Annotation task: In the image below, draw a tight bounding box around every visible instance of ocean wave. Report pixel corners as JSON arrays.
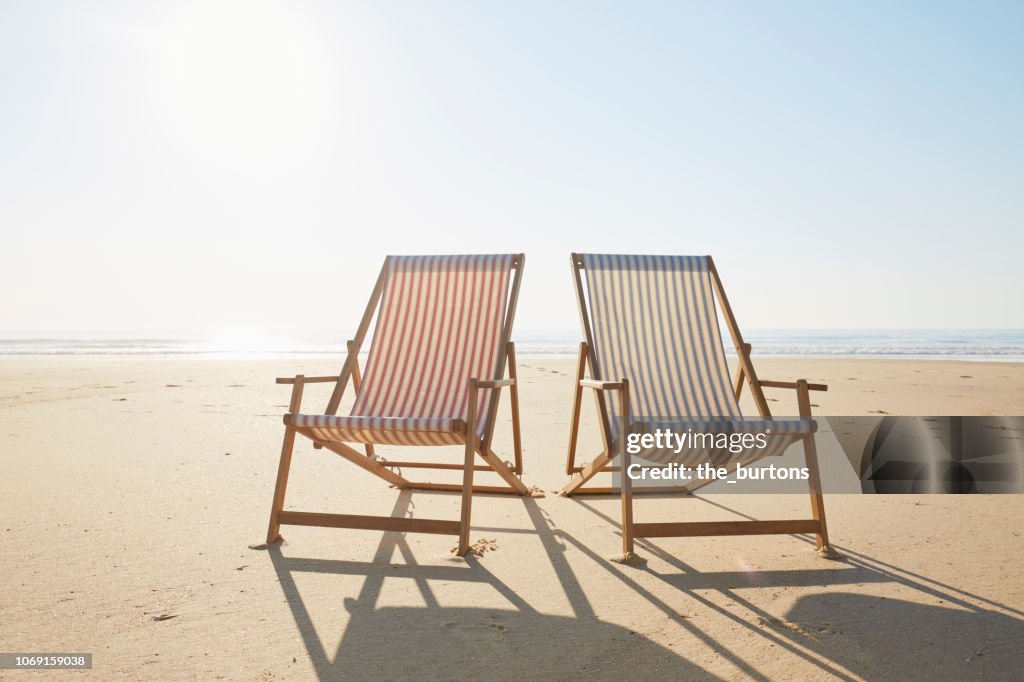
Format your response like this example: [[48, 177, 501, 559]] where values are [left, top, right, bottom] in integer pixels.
[[1, 330, 1023, 361]]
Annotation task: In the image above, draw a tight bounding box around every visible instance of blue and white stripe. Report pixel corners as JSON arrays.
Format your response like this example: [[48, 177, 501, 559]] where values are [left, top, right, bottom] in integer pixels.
[[583, 254, 741, 427], [580, 254, 812, 465]]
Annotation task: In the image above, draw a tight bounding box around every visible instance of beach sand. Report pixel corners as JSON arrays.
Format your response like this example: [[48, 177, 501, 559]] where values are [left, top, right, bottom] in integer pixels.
[[2, 357, 1023, 680]]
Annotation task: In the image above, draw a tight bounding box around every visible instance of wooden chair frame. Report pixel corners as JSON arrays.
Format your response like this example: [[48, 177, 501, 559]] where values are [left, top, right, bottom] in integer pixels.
[[266, 254, 530, 556], [560, 253, 834, 561]]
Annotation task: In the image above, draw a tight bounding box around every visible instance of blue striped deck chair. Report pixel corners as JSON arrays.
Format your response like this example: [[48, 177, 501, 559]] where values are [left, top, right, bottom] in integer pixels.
[[562, 253, 834, 562]]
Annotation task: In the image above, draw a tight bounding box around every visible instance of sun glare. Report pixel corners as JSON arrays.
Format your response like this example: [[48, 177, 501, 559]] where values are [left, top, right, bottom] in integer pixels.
[[154, 2, 329, 161]]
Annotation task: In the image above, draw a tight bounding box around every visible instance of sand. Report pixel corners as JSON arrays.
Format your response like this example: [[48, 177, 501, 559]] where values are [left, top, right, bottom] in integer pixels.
[[2, 356, 1023, 680]]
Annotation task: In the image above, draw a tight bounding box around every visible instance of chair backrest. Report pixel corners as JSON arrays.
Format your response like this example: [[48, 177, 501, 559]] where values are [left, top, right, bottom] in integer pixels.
[[352, 254, 519, 437], [577, 254, 744, 437]]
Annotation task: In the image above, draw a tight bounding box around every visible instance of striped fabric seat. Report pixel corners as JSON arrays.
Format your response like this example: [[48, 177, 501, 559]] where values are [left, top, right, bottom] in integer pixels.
[[582, 254, 811, 465], [288, 414, 465, 446], [291, 254, 514, 447]]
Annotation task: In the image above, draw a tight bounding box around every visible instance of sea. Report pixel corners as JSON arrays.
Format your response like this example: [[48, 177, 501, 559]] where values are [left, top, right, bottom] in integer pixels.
[[1, 329, 1023, 361]]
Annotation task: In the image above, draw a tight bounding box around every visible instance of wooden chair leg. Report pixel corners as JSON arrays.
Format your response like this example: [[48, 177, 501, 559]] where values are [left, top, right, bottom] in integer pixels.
[[797, 379, 834, 555], [619, 461, 635, 558], [803, 434, 831, 552], [507, 342, 524, 474], [614, 380, 639, 563], [457, 380, 479, 556], [267, 377, 305, 543], [566, 342, 587, 475], [266, 426, 297, 543]]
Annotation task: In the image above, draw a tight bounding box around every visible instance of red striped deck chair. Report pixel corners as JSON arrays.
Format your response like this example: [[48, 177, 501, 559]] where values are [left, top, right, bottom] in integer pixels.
[[267, 254, 530, 556], [562, 253, 834, 562]]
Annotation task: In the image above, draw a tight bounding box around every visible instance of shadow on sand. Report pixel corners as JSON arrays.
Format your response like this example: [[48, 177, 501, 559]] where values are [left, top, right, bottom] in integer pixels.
[[267, 492, 712, 680], [264, 492, 1024, 680]]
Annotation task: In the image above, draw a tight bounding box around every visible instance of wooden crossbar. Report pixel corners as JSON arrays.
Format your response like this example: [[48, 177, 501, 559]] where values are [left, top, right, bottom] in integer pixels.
[[566, 486, 693, 496], [277, 511, 461, 535], [632, 519, 821, 538], [401, 482, 527, 495], [383, 461, 497, 471]]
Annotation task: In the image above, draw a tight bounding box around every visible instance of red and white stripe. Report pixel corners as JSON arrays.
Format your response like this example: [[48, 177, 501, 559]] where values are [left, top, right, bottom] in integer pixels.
[[292, 254, 514, 446], [289, 414, 463, 446]]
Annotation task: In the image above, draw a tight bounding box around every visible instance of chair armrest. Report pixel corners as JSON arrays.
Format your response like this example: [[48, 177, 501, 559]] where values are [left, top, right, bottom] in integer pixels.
[[580, 379, 624, 390], [476, 378, 515, 389], [276, 375, 340, 385], [759, 380, 828, 392]]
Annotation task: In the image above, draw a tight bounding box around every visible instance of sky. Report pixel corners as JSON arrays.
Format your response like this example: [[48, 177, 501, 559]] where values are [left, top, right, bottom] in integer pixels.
[[1, 0, 1022, 333]]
